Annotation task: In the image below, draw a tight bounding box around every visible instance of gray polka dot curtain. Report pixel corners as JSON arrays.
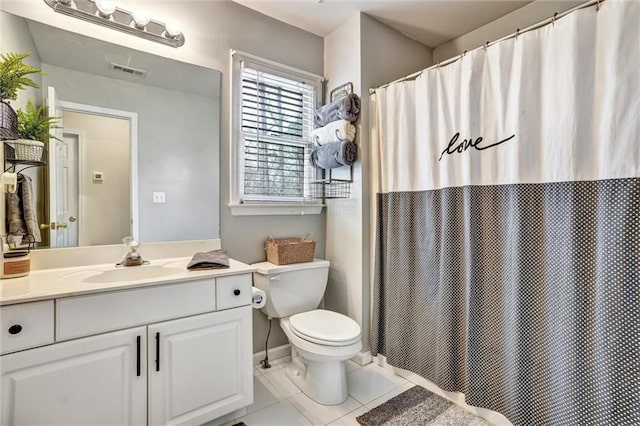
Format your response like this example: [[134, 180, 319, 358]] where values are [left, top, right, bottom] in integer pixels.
[[369, 2, 640, 425]]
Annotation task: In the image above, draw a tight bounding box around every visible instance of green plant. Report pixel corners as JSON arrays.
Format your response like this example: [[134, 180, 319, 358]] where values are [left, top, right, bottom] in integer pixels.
[[16, 99, 61, 143], [0, 52, 43, 102]]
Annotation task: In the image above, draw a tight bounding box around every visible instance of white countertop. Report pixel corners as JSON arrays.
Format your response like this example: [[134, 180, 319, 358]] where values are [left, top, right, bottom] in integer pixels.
[[0, 257, 256, 306]]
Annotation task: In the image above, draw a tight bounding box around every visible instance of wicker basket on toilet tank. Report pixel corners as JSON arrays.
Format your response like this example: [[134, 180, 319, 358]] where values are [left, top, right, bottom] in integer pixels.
[[265, 234, 316, 265]]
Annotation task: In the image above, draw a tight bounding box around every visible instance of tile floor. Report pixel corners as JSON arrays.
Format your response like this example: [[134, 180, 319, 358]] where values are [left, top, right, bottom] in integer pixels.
[[223, 357, 419, 426]]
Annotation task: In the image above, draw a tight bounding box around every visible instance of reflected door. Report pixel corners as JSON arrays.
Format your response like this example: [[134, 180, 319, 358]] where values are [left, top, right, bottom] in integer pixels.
[[56, 133, 79, 247], [47, 86, 65, 247]]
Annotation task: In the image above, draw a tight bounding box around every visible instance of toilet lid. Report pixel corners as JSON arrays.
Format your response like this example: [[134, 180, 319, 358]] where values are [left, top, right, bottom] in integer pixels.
[[289, 310, 361, 345]]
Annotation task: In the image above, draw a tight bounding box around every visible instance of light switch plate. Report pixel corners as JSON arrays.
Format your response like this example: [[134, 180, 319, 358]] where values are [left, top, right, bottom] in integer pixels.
[[152, 192, 166, 203]]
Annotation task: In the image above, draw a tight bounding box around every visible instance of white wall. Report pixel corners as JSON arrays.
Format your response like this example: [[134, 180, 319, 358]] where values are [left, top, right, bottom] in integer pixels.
[[433, 0, 583, 62], [323, 13, 432, 351], [62, 111, 130, 246], [1, 1, 325, 352], [323, 12, 364, 344]]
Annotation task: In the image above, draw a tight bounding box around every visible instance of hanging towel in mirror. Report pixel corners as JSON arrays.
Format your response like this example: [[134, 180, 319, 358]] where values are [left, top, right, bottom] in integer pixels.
[[310, 141, 358, 169], [314, 93, 361, 128], [7, 174, 41, 243], [312, 120, 356, 145], [187, 249, 230, 270]]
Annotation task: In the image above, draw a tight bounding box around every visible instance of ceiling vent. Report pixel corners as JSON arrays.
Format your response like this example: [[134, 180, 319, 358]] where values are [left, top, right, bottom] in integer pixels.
[[109, 63, 148, 78]]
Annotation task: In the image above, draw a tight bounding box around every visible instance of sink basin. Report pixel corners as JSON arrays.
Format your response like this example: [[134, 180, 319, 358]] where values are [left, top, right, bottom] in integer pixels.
[[81, 265, 184, 284]]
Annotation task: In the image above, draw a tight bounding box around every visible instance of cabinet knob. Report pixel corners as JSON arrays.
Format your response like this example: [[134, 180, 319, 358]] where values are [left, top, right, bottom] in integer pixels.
[[233, 289, 241, 296], [8, 324, 22, 335]]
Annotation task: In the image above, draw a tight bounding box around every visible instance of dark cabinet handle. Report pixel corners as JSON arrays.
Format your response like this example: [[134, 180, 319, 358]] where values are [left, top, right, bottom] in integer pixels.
[[155, 332, 160, 372], [136, 336, 141, 377], [233, 289, 241, 296], [8, 324, 22, 335]]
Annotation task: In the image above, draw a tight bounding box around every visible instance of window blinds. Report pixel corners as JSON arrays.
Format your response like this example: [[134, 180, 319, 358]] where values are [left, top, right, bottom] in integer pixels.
[[240, 64, 316, 202]]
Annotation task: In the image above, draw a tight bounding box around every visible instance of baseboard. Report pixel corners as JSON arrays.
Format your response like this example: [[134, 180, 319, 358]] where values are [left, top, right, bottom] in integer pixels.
[[352, 350, 373, 366], [253, 343, 291, 366]]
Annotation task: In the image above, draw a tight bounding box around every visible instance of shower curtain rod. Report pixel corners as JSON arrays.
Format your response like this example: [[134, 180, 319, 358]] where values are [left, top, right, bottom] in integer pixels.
[[369, 0, 604, 95]]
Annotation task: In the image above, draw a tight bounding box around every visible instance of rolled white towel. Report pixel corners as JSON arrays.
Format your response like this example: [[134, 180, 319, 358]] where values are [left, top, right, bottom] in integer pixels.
[[312, 120, 356, 146]]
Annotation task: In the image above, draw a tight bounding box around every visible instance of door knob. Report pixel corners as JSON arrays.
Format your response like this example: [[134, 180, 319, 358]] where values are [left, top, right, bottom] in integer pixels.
[[69, 216, 77, 222], [57, 222, 68, 229], [40, 223, 50, 230]]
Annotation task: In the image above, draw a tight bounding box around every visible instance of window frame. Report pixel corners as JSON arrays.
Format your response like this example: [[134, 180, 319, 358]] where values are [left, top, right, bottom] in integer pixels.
[[230, 50, 324, 216]]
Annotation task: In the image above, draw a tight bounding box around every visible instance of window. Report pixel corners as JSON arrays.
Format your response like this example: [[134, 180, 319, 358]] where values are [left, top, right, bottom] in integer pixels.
[[231, 51, 323, 215]]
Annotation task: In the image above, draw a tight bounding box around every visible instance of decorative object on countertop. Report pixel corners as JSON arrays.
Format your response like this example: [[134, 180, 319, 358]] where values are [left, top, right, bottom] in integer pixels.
[[312, 119, 356, 145], [43, 0, 185, 48], [314, 93, 360, 128], [7, 174, 42, 243], [264, 234, 315, 265], [310, 141, 358, 170], [1, 250, 31, 279], [186, 249, 230, 270], [0, 52, 43, 140]]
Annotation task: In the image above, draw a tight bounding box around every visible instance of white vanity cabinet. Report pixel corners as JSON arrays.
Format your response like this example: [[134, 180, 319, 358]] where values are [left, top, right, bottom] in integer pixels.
[[0, 272, 254, 426], [148, 308, 252, 426], [1, 326, 147, 425]]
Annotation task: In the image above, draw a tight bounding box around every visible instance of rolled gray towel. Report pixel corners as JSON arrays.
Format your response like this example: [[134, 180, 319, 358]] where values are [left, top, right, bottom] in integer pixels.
[[187, 249, 230, 270], [314, 94, 360, 128], [310, 141, 358, 169]]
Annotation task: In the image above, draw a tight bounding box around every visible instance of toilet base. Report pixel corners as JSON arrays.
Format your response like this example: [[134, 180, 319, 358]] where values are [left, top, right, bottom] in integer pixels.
[[286, 350, 349, 405]]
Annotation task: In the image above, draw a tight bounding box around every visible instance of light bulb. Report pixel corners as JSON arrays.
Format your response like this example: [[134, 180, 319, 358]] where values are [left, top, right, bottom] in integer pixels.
[[164, 21, 181, 39], [95, 1, 116, 18], [132, 10, 150, 29]]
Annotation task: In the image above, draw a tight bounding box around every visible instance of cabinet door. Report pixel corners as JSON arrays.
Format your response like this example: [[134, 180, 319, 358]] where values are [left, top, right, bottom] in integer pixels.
[[1, 327, 147, 425], [148, 307, 252, 426]]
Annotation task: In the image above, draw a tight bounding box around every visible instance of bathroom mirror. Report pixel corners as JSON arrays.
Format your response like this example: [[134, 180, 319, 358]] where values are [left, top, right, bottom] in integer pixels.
[[2, 13, 221, 248]]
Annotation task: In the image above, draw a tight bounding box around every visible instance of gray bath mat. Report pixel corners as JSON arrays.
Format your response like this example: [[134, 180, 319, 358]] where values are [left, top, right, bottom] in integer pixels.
[[357, 386, 491, 425]]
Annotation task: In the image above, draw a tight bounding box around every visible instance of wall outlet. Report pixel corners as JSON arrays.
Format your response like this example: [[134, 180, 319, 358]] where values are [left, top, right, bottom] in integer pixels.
[[152, 192, 166, 203]]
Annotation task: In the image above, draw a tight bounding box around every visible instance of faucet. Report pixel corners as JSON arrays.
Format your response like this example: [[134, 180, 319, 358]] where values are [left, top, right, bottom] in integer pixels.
[[116, 236, 149, 267]]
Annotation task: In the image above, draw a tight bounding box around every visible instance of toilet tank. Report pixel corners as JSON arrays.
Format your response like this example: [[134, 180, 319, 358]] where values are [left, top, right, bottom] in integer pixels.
[[251, 259, 330, 318]]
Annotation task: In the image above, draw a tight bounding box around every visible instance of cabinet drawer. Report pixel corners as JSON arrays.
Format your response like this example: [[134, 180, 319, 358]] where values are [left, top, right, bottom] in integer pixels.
[[57, 279, 216, 341], [216, 274, 252, 311], [1, 301, 54, 354]]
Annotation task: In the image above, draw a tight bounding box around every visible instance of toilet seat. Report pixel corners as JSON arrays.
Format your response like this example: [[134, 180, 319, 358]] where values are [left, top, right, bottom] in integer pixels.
[[289, 310, 361, 347]]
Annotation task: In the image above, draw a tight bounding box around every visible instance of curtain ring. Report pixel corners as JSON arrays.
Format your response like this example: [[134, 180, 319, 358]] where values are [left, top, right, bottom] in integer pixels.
[[552, 12, 558, 26], [596, 0, 601, 11], [515, 28, 520, 40], [484, 41, 489, 51]]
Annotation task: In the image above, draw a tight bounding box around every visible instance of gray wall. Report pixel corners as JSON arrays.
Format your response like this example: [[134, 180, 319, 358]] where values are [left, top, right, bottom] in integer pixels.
[[41, 63, 220, 244]]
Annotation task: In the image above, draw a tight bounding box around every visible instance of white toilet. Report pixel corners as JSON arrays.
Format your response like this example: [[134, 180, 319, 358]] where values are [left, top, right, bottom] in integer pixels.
[[252, 259, 362, 405]]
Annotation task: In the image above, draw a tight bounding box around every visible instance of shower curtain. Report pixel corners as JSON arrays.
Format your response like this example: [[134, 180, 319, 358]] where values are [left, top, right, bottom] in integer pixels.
[[370, 1, 639, 425]]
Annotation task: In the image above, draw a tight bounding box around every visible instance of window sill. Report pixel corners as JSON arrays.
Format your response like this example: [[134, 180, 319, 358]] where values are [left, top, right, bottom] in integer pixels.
[[229, 203, 325, 216]]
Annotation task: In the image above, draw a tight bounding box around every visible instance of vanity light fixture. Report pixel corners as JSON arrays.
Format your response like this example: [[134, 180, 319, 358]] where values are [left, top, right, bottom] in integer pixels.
[[43, 0, 185, 48], [131, 10, 150, 30], [94, 0, 116, 18]]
